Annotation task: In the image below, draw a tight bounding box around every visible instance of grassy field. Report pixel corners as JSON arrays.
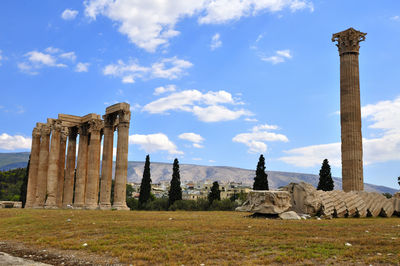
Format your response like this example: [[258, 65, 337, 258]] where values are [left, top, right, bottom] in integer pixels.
[[0, 209, 399, 265]]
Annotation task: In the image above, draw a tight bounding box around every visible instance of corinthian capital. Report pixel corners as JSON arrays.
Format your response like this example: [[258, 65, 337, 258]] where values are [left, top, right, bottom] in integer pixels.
[[118, 110, 131, 124], [32, 127, 41, 138], [332, 27, 366, 55], [60, 126, 69, 141], [40, 124, 51, 136], [88, 119, 104, 133]]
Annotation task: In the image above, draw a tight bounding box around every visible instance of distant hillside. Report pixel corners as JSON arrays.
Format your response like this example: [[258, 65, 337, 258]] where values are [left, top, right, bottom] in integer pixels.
[[1, 152, 397, 194], [0, 152, 30, 171]]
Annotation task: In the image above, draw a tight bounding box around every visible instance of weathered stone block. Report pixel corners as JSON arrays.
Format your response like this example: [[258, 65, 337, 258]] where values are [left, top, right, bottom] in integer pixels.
[[236, 190, 291, 214]]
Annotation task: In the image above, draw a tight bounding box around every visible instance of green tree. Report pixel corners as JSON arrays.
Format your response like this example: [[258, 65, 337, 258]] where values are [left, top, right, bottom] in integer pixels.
[[317, 159, 334, 191], [139, 155, 152, 207], [20, 156, 30, 208], [398, 176, 400, 187], [168, 158, 182, 206], [253, 154, 269, 190], [208, 181, 221, 204]]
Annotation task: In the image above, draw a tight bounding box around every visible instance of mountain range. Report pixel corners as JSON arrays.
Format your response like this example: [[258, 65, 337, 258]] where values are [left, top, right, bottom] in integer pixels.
[[1, 152, 397, 194]]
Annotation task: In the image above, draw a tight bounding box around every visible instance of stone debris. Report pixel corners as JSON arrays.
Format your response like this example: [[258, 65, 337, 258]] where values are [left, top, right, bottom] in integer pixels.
[[279, 211, 301, 220], [236, 191, 291, 214], [345, 243, 352, 247]]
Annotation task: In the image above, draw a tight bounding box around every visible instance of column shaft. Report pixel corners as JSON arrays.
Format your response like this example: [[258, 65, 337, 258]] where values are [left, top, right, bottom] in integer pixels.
[[74, 125, 89, 208], [112, 111, 130, 210], [56, 127, 68, 207], [25, 126, 41, 208], [33, 124, 51, 208], [45, 121, 62, 208], [99, 115, 115, 209], [84, 119, 103, 209], [62, 127, 77, 208]]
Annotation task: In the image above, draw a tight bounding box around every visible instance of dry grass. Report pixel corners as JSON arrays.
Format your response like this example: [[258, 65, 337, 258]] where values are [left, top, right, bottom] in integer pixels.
[[0, 209, 399, 265]]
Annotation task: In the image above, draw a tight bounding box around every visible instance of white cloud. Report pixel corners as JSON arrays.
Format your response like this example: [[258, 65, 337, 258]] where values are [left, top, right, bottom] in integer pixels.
[[103, 57, 192, 83], [61, 9, 79, 20], [60, 52, 77, 61], [210, 33, 222, 50], [179, 132, 204, 148], [0, 50, 3, 66], [84, 0, 313, 52], [154, 85, 177, 95], [18, 48, 79, 74], [280, 96, 400, 167], [129, 133, 183, 154], [261, 49, 292, 64], [143, 89, 252, 122], [75, 62, 90, 72], [245, 118, 258, 122], [0, 133, 31, 150], [390, 15, 399, 21], [233, 123, 289, 153]]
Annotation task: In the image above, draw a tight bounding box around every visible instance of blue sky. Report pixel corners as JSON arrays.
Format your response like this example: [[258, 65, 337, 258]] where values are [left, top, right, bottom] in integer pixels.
[[1, 0, 399, 189]]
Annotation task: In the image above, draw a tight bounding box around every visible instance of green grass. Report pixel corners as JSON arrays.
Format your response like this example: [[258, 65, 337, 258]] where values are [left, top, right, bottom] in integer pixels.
[[0, 209, 399, 264]]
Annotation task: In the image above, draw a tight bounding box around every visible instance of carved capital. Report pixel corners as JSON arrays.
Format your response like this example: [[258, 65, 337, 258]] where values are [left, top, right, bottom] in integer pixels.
[[88, 119, 104, 133], [60, 127, 69, 141], [69, 127, 78, 139], [78, 124, 89, 136], [332, 27, 366, 55], [103, 113, 117, 128], [40, 124, 51, 136], [32, 127, 41, 138], [118, 110, 131, 124], [50, 119, 63, 132]]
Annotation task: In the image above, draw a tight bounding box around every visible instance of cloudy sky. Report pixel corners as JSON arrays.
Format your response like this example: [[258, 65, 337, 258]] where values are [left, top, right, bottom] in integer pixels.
[[1, 0, 399, 188]]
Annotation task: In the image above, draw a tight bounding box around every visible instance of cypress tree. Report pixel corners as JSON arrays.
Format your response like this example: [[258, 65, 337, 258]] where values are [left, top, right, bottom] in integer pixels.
[[139, 155, 152, 207], [253, 154, 269, 190], [317, 159, 334, 191], [168, 158, 182, 206], [208, 181, 221, 204], [20, 155, 30, 208], [398, 176, 400, 188]]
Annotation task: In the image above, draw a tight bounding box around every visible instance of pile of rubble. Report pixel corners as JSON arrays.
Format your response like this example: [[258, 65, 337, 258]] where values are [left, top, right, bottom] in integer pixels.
[[236, 182, 400, 219]]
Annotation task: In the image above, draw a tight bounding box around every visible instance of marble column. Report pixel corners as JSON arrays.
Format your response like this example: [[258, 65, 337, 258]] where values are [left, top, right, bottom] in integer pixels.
[[112, 110, 130, 210], [84, 119, 103, 209], [332, 28, 366, 192], [99, 114, 116, 210], [45, 120, 62, 208], [33, 123, 51, 208], [56, 127, 68, 208], [62, 127, 77, 208], [74, 124, 89, 208], [25, 126, 41, 208]]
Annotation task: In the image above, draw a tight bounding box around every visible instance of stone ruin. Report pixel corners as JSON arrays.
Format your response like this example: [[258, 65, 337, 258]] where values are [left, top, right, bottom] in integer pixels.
[[237, 182, 400, 219], [25, 102, 131, 210]]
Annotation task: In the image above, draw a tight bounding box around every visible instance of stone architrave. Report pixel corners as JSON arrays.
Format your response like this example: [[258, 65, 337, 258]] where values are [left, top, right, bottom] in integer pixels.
[[99, 114, 116, 210], [45, 120, 62, 209], [56, 127, 68, 207], [332, 28, 366, 192], [25, 126, 41, 208], [62, 127, 78, 208], [33, 123, 51, 208], [74, 124, 89, 208], [236, 190, 292, 214], [84, 119, 103, 209], [112, 109, 131, 210]]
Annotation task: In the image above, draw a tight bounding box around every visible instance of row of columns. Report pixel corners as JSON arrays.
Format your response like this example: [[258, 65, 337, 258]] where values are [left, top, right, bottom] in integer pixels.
[[25, 104, 131, 210]]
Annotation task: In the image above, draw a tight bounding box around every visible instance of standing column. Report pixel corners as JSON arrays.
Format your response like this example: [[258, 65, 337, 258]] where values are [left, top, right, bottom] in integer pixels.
[[99, 114, 116, 210], [25, 126, 41, 208], [74, 124, 89, 208], [33, 123, 51, 208], [45, 120, 62, 208], [112, 110, 131, 210], [62, 127, 77, 208], [332, 28, 366, 192], [84, 119, 103, 209], [56, 127, 68, 208]]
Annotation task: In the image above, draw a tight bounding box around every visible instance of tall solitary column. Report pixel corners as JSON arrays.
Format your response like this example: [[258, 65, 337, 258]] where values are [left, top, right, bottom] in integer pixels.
[[84, 119, 103, 209], [332, 28, 366, 192], [56, 127, 68, 208], [25, 126, 41, 208], [112, 110, 131, 210], [33, 123, 51, 208], [62, 127, 77, 208], [74, 124, 89, 208], [45, 120, 62, 208], [99, 114, 116, 210]]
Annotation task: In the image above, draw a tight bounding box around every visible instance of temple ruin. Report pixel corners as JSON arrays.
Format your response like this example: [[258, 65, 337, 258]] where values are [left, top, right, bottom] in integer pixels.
[[24, 103, 131, 210], [332, 28, 366, 192]]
